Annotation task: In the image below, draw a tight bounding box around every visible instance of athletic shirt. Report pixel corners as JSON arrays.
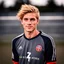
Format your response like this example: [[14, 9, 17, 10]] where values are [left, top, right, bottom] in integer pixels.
[[12, 31, 56, 64]]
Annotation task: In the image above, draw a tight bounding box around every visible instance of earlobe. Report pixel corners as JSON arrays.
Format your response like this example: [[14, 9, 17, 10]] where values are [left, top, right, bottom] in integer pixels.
[[37, 20, 39, 24], [16, 15, 21, 22], [20, 19, 23, 24]]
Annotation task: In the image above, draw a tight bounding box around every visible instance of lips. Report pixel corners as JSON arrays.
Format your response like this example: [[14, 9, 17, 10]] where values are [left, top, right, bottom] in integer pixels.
[[26, 26, 33, 28]]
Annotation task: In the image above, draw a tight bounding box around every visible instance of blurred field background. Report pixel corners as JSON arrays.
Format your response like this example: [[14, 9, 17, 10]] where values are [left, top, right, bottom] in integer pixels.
[[0, 0, 64, 64]]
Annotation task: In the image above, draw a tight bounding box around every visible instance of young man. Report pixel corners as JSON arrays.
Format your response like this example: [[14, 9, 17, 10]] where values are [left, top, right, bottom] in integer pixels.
[[12, 4, 56, 64]]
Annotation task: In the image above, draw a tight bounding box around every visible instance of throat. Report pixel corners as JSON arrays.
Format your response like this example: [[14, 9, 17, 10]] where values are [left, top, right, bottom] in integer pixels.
[[24, 30, 40, 39]]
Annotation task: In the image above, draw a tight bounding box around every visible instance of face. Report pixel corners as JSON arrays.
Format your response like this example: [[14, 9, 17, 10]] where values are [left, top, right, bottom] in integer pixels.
[[21, 13, 39, 32]]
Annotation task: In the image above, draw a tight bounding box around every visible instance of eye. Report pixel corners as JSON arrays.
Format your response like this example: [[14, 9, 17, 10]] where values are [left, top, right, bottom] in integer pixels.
[[30, 18, 35, 21]]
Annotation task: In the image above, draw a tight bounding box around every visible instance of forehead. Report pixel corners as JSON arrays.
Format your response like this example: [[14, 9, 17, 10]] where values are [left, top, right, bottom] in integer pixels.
[[23, 13, 36, 18]]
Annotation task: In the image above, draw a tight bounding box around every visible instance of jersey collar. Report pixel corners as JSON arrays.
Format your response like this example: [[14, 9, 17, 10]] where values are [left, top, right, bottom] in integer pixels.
[[24, 31, 42, 40]]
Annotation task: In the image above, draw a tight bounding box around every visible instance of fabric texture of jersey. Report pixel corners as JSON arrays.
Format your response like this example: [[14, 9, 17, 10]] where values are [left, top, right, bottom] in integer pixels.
[[12, 31, 56, 64]]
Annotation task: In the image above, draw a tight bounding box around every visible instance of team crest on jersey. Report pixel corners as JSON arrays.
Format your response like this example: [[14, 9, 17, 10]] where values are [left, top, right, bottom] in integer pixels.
[[36, 45, 42, 52]]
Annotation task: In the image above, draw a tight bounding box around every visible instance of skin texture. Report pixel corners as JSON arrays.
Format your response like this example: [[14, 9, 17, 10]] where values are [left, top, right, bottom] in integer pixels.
[[21, 13, 39, 38]]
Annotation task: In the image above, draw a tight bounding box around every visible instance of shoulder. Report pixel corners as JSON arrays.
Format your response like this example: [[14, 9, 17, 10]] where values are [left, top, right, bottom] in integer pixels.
[[41, 31, 53, 40], [12, 33, 24, 44], [40, 31, 55, 45]]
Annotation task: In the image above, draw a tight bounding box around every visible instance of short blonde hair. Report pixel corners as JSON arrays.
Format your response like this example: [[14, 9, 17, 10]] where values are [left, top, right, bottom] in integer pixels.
[[17, 4, 40, 20]]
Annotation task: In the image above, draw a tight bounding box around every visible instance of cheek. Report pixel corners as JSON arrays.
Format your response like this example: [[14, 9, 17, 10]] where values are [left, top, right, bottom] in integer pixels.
[[33, 22, 38, 26], [22, 23, 27, 28]]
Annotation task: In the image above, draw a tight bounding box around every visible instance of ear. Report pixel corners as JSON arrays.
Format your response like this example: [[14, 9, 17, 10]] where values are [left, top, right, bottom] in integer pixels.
[[20, 20, 23, 25], [16, 15, 22, 22], [37, 19, 39, 24]]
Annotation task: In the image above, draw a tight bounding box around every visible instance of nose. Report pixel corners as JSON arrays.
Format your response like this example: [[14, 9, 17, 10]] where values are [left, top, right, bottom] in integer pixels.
[[27, 19, 32, 25]]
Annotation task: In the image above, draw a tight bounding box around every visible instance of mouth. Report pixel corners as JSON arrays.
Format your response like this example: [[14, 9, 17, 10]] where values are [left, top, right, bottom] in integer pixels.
[[26, 26, 33, 28]]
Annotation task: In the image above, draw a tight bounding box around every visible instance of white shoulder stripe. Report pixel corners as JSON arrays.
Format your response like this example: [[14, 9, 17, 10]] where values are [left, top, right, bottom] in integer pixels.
[[13, 33, 24, 40], [41, 31, 56, 61], [41, 31, 52, 39]]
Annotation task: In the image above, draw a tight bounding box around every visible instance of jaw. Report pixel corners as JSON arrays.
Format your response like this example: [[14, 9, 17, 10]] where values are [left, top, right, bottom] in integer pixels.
[[24, 27, 35, 33]]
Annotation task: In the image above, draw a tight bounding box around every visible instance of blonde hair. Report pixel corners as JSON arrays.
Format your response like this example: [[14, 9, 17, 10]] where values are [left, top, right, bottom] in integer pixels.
[[17, 4, 40, 20]]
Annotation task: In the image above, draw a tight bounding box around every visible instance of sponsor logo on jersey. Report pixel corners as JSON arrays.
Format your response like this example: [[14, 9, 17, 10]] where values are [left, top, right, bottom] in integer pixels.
[[36, 45, 42, 52], [19, 52, 40, 62]]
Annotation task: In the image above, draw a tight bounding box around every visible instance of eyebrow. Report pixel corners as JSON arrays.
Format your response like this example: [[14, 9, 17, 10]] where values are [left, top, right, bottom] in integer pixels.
[[23, 18, 36, 20], [30, 18, 35, 20]]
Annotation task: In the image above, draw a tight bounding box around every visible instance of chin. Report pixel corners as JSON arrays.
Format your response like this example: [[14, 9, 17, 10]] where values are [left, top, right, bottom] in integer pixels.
[[27, 30, 33, 32], [26, 29, 34, 32]]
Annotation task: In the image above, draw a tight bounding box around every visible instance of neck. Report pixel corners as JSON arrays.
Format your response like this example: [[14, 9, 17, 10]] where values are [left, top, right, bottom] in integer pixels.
[[24, 30, 39, 39]]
